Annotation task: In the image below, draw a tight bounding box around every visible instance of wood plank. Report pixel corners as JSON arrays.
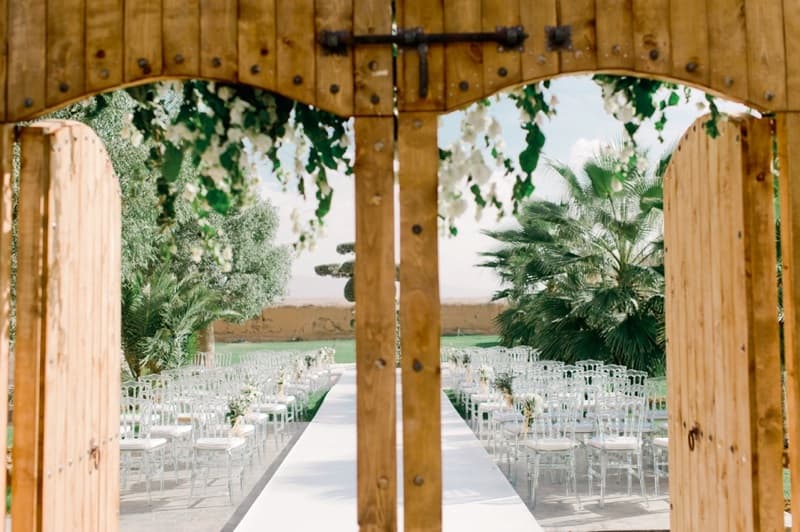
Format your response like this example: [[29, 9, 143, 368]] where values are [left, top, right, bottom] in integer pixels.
[[784, 1, 800, 110], [557, 0, 597, 73], [596, 0, 634, 70], [354, 117, 396, 532], [632, 0, 670, 75], [777, 112, 800, 531], [12, 125, 51, 532], [46, 0, 85, 108], [398, 0, 445, 111], [745, 1, 787, 110], [0, 0, 8, 121], [669, 0, 709, 87], [520, 0, 559, 82], [238, 0, 277, 90], [8, 0, 46, 119], [124, 0, 163, 82], [86, 0, 124, 93], [276, 0, 315, 106], [0, 126, 12, 529], [398, 113, 442, 532], [200, 0, 237, 81], [706, 0, 748, 103], [315, 0, 354, 116], [163, 0, 200, 76], [482, 0, 522, 96], [443, 0, 482, 110], [741, 117, 784, 531], [353, 0, 393, 115]]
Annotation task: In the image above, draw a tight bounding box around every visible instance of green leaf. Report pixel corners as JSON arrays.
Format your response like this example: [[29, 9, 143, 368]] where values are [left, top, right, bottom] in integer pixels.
[[162, 143, 184, 183]]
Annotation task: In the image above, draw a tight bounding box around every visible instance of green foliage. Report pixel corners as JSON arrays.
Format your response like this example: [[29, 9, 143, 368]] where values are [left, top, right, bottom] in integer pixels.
[[494, 372, 515, 395], [314, 242, 356, 302], [483, 146, 668, 373], [121, 267, 237, 378]]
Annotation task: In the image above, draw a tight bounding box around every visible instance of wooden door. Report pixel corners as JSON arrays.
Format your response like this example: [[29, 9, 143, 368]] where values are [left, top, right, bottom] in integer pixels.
[[664, 116, 783, 531], [12, 120, 121, 532]]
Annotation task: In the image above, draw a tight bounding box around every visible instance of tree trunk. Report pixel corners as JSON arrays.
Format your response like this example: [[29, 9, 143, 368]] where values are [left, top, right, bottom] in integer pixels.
[[197, 323, 215, 354]]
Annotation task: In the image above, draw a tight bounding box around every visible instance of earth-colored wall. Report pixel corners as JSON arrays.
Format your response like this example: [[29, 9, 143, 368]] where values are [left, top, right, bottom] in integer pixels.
[[214, 302, 506, 342]]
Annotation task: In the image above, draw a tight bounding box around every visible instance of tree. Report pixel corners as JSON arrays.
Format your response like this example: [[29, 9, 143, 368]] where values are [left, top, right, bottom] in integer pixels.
[[314, 242, 356, 302], [482, 146, 668, 373]]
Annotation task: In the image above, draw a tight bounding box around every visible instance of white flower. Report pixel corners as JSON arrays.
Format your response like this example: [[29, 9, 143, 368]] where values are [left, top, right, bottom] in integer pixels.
[[222, 246, 233, 262], [142, 283, 151, 297], [217, 86, 234, 102], [695, 101, 707, 112], [197, 98, 214, 116], [165, 123, 195, 145], [488, 117, 502, 138], [182, 182, 199, 202], [469, 150, 491, 185], [252, 133, 273, 154], [549, 95, 559, 107], [610, 178, 623, 193], [227, 128, 244, 143], [190, 246, 203, 263], [229, 98, 253, 125]]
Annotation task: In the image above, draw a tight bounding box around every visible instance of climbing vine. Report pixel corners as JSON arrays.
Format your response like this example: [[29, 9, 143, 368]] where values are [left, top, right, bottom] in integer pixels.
[[95, 74, 726, 260]]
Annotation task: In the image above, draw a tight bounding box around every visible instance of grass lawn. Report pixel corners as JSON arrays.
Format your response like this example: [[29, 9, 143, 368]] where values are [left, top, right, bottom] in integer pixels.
[[217, 334, 500, 364]]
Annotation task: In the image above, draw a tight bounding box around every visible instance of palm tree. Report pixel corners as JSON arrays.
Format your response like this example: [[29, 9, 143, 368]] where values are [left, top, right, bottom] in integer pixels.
[[481, 146, 668, 373], [121, 267, 238, 378]]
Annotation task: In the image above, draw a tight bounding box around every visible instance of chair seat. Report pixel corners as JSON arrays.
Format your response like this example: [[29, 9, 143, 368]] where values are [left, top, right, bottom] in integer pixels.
[[503, 423, 528, 436], [573, 421, 596, 434], [120, 413, 159, 424], [653, 436, 669, 448], [470, 393, 492, 403], [194, 437, 246, 451], [244, 412, 269, 424], [523, 438, 579, 452], [149, 425, 192, 439], [120, 438, 168, 451], [587, 436, 639, 451], [258, 403, 288, 414], [493, 411, 522, 423]]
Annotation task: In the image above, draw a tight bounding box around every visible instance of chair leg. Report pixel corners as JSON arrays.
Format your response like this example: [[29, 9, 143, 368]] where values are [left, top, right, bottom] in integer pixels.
[[600, 453, 607, 509]]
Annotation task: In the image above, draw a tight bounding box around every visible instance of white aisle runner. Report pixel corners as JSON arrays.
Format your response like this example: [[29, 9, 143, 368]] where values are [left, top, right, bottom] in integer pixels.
[[235, 365, 541, 531]]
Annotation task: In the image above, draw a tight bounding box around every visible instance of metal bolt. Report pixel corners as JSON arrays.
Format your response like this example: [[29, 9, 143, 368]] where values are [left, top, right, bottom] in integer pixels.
[[174, 54, 185, 64], [95, 49, 106, 59], [59, 82, 69, 93], [756, 172, 766, 182], [723, 76, 734, 88], [685, 61, 698, 73], [251, 64, 261, 75], [211, 57, 222, 68], [649, 48, 659, 61], [375, 358, 386, 368], [497, 67, 508, 77], [412, 224, 422, 234], [293, 75, 303, 85], [368, 60, 379, 71], [412, 119, 423, 129], [412, 359, 423, 372], [458, 80, 469, 92], [23, 98, 33, 108], [413, 475, 424, 486], [765, 91, 775, 102], [99, 68, 110, 79], [260, 47, 269, 56], [374, 140, 385, 152], [329, 84, 340, 94], [537, 54, 546, 65], [137, 58, 151, 74], [611, 44, 621, 55], [378, 476, 389, 489], [370, 93, 380, 104]]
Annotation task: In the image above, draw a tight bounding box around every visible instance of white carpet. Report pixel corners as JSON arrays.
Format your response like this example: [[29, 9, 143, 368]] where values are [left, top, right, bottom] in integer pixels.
[[236, 365, 540, 531]]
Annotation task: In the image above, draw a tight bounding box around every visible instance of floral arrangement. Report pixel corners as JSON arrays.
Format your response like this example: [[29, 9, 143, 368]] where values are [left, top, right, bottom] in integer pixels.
[[478, 364, 494, 384], [461, 353, 471, 366], [447, 351, 461, 366], [226, 383, 261, 427], [304, 353, 317, 369], [519, 393, 545, 427], [276, 370, 286, 386], [494, 372, 514, 396]]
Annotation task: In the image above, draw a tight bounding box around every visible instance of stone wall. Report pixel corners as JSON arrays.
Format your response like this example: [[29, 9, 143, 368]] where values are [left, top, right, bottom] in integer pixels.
[[214, 301, 506, 342]]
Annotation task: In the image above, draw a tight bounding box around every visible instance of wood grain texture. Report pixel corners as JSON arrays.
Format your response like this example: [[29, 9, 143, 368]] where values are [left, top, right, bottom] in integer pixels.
[[200, 0, 238, 80], [86, 0, 124, 93], [784, 0, 800, 110], [124, 0, 163, 82], [706, 0, 748, 103], [482, 0, 521, 96], [0, 126, 11, 529], [669, 0, 709, 86], [46, 0, 85, 107], [632, 0, 670, 75], [353, 0, 393, 115], [519, 0, 558, 82], [745, 1, 787, 110], [665, 116, 781, 531], [397, 0, 445, 111], [777, 112, 800, 532], [558, 0, 597, 72], [398, 113, 442, 532], [596, 0, 634, 70], [354, 117, 397, 532], [443, 0, 482, 110], [8, 0, 46, 119], [276, 0, 316, 105], [316, 0, 354, 117], [238, 0, 276, 89], [163, 0, 200, 76]]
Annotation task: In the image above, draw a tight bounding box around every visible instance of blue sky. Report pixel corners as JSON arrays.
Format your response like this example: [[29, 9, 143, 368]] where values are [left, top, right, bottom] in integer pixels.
[[264, 75, 748, 304]]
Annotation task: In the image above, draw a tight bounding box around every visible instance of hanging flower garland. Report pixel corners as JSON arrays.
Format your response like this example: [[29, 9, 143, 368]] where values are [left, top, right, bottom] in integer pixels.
[[101, 75, 726, 262]]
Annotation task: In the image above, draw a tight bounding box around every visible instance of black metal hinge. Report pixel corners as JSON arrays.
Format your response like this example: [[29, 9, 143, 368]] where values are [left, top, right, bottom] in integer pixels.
[[319, 26, 529, 99]]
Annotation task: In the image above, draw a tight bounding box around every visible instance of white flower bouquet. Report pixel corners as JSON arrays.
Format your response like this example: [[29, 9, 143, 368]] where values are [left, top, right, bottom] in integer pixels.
[[519, 392, 544, 427]]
